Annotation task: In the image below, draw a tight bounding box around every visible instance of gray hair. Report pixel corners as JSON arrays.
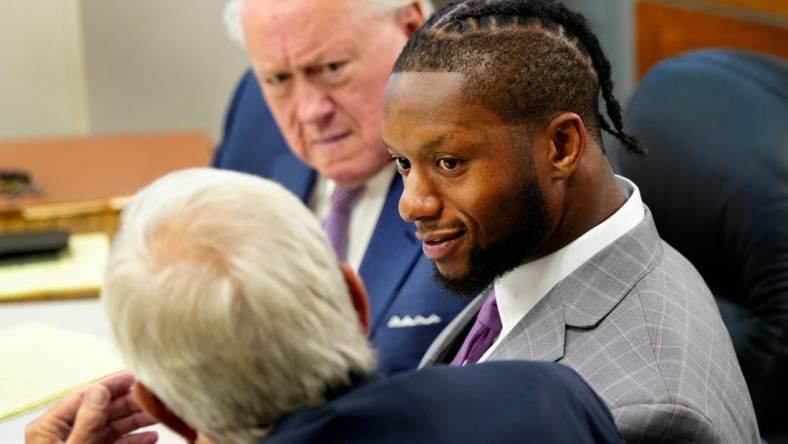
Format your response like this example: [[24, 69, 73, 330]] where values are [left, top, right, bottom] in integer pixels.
[[102, 168, 376, 444], [224, 0, 434, 45]]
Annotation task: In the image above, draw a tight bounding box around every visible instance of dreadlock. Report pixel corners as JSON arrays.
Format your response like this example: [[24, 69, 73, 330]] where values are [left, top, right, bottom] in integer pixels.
[[393, 0, 645, 155]]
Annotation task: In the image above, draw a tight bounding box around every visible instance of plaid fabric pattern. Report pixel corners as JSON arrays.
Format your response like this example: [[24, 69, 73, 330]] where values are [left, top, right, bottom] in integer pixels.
[[421, 209, 759, 443]]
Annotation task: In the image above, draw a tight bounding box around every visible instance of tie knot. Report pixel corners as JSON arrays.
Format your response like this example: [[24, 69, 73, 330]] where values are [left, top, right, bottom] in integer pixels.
[[329, 186, 363, 213], [476, 291, 500, 329]]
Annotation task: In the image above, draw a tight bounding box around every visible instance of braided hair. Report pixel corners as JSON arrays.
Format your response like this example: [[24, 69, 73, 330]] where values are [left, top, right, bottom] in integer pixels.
[[393, 0, 645, 155]]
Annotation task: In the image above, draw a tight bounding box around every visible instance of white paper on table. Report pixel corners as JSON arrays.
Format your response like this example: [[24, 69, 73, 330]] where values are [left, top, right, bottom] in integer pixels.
[[0, 232, 110, 301], [0, 322, 125, 420]]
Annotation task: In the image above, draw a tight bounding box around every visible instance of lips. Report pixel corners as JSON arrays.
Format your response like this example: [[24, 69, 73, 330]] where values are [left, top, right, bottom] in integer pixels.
[[313, 131, 351, 148], [417, 229, 466, 261]]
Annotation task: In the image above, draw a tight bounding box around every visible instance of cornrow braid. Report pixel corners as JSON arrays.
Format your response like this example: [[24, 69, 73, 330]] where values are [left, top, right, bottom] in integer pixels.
[[394, 0, 645, 155]]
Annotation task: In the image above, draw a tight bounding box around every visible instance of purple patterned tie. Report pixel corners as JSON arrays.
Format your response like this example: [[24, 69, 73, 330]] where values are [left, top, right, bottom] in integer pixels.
[[451, 291, 501, 366], [322, 186, 363, 261]]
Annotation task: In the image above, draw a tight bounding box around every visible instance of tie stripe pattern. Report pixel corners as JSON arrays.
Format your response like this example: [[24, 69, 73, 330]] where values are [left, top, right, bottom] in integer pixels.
[[322, 186, 363, 261]]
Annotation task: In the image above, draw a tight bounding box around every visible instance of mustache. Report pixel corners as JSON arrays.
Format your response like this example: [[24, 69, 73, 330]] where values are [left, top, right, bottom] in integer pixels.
[[414, 220, 467, 236]]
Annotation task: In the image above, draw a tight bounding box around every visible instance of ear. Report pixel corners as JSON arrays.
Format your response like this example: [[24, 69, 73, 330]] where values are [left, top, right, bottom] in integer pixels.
[[133, 382, 198, 443], [395, 2, 426, 37], [544, 113, 587, 180], [339, 263, 371, 334]]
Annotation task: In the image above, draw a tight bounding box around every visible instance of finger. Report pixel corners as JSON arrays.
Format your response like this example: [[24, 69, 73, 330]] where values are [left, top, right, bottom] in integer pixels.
[[115, 431, 159, 444], [24, 415, 68, 444], [35, 372, 134, 426], [24, 374, 139, 444], [66, 385, 111, 444], [107, 392, 145, 422], [97, 372, 137, 398], [35, 389, 86, 431], [96, 411, 157, 442]]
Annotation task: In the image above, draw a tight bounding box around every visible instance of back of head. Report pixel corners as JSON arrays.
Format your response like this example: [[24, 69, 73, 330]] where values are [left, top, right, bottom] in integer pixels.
[[393, 0, 643, 154], [102, 168, 375, 444]]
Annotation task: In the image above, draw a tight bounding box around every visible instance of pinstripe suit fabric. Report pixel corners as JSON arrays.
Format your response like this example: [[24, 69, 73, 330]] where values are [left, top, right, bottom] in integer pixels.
[[420, 210, 759, 443]]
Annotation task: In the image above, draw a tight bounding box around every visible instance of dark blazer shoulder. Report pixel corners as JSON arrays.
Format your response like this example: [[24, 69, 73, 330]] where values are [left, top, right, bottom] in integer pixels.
[[213, 69, 292, 178], [264, 362, 622, 444]]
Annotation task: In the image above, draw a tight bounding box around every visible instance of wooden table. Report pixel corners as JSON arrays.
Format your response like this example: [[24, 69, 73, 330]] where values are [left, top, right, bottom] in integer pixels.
[[0, 132, 213, 236]]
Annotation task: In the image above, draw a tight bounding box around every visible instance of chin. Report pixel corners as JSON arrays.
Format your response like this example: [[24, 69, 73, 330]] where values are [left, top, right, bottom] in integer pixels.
[[435, 261, 466, 280], [431, 262, 491, 299]]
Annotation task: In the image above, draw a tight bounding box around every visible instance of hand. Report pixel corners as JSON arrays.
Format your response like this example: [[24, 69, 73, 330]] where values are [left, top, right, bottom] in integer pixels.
[[25, 372, 158, 444]]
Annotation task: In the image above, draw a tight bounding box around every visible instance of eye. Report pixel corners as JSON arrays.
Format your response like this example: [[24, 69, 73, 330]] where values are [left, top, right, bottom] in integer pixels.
[[326, 61, 346, 73], [265, 73, 291, 86], [437, 158, 463, 171], [392, 156, 411, 172], [321, 61, 348, 83]]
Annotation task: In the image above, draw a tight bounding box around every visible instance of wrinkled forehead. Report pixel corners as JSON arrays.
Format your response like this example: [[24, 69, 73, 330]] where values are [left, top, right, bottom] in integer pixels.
[[242, 0, 380, 44], [242, 0, 389, 67]]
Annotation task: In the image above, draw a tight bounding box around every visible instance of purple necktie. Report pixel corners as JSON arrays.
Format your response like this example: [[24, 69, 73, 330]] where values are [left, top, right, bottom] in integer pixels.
[[451, 291, 501, 366], [322, 186, 363, 261]]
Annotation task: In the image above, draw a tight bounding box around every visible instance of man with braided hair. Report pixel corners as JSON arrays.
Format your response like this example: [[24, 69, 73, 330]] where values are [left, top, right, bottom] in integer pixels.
[[383, 0, 759, 442]]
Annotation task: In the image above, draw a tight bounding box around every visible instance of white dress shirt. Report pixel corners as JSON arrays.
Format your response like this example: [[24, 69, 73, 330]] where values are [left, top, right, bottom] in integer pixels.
[[308, 164, 397, 271], [480, 176, 645, 361]]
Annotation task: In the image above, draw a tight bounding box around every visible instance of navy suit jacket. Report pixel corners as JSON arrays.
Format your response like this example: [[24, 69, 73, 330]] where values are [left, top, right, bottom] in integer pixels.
[[261, 361, 623, 444], [214, 70, 469, 375]]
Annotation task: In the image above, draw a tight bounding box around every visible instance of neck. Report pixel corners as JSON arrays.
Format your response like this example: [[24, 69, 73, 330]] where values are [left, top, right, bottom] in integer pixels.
[[536, 159, 625, 259]]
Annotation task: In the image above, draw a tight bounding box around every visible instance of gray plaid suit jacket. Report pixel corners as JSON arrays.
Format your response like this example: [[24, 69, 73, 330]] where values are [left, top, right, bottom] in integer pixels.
[[420, 210, 759, 443]]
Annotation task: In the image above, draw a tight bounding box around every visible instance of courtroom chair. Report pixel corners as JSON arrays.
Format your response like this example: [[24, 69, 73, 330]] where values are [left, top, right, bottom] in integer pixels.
[[611, 49, 788, 435]]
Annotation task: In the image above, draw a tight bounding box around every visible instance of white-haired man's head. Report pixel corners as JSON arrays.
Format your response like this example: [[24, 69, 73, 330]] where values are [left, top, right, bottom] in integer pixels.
[[223, 0, 434, 44], [231, 0, 430, 188], [102, 168, 376, 444]]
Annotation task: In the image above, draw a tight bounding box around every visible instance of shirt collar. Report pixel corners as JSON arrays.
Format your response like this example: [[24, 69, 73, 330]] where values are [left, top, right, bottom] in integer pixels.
[[494, 175, 645, 338], [311, 163, 396, 218]]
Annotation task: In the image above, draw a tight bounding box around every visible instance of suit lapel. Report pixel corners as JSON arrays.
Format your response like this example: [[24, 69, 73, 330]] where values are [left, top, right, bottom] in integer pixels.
[[490, 208, 663, 362], [489, 293, 566, 362], [559, 208, 662, 328], [271, 154, 315, 202], [359, 177, 423, 337], [418, 293, 486, 368]]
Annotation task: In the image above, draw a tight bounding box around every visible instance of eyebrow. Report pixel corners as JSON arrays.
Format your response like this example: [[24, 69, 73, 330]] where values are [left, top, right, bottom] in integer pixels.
[[383, 135, 447, 154], [422, 136, 446, 152]]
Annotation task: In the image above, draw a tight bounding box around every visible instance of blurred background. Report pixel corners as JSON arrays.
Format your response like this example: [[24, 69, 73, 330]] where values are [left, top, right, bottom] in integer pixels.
[[0, 0, 785, 142], [0, 0, 248, 142]]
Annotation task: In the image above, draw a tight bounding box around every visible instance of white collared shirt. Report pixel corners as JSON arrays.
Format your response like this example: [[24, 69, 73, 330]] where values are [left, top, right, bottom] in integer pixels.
[[479, 176, 645, 361], [308, 164, 397, 271]]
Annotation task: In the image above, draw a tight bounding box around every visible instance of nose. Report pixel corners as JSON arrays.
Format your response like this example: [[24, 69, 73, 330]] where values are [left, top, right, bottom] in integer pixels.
[[295, 83, 335, 125], [399, 171, 441, 223]]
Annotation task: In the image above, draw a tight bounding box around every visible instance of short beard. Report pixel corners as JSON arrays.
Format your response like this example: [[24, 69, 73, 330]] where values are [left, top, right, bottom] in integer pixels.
[[432, 178, 550, 298]]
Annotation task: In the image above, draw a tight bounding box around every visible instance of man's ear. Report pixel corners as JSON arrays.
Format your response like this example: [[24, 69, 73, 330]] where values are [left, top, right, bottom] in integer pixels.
[[396, 2, 426, 37], [133, 382, 198, 443], [340, 263, 371, 334], [544, 113, 587, 180]]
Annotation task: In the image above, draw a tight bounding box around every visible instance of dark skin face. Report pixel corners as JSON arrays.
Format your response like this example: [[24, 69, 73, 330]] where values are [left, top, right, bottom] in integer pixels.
[[383, 72, 626, 294], [383, 73, 550, 288]]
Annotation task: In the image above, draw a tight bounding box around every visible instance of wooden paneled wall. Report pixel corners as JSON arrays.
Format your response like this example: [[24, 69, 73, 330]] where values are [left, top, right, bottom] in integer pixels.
[[637, 1, 788, 77]]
